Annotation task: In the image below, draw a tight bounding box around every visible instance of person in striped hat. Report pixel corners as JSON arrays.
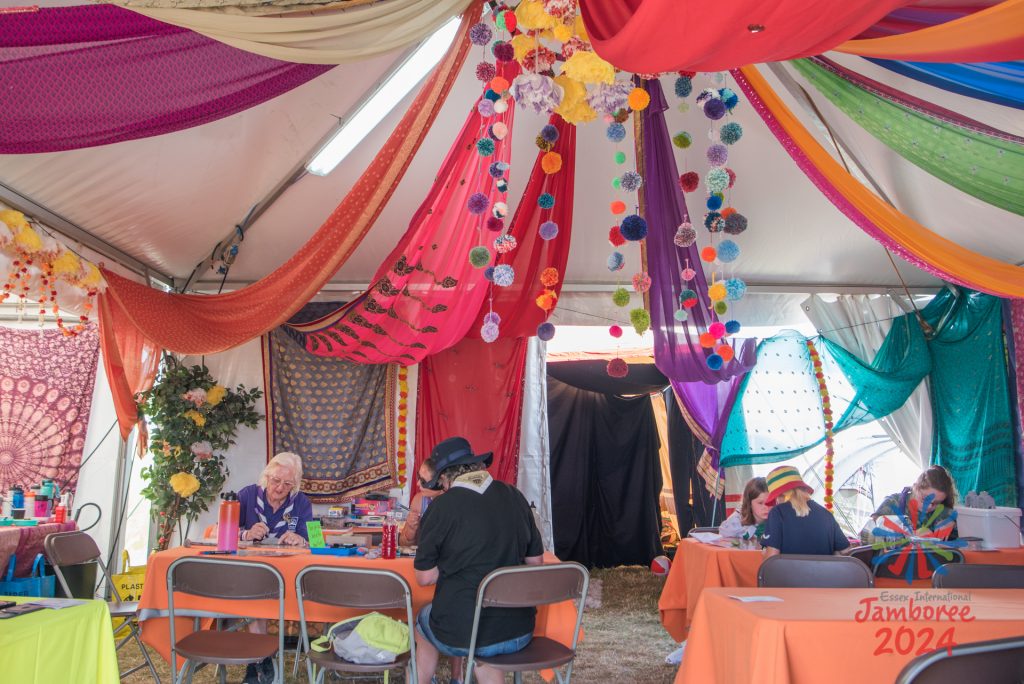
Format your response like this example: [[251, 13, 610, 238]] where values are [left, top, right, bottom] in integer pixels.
[[761, 465, 850, 557]]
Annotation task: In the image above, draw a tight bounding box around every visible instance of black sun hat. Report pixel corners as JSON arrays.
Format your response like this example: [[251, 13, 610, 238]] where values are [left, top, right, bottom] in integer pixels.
[[421, 436, 493, 490]]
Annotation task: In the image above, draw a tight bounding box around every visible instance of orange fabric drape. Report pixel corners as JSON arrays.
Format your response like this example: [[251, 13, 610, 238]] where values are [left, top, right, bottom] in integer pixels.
[[98, 0, 479, 357], [836, 0, 1024, 62], [98, 291, 160, 441], [737, 65, 1024, 299]]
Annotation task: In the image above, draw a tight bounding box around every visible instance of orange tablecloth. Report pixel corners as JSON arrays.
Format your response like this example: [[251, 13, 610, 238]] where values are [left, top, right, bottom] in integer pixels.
[[138, 547, 576, 669], [658, 539, 1024, 641], [677, 587, 1024, 683]]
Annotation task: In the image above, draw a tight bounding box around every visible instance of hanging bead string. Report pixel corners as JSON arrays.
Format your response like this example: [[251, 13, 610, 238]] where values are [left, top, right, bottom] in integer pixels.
[[805, 338, 836, 511]]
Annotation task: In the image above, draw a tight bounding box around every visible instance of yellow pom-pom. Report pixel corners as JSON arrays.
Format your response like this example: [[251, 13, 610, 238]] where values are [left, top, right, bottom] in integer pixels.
[[561, 51, 616, 85], [0, 209, 29, 232], [510, 33, 535, 62], [51, 250, 82, 277], [14, 226, 43, 253], [708, 283, 727, 301], [628, 87, 651, 111], [552, 23, 572, 42], [553, 74, 597, 124], [515, 0, 558, 30], [80, 263, 103, 288], [574, 13, 589, 41]]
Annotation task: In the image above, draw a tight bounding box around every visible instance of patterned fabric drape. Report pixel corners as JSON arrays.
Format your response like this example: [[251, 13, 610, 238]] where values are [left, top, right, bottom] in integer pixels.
[[285, 62, 518, 363], [0, 4, 331, 154], [732, 65, 1024, 298], [791, 58, 1024, 216], [0, 325, 100, 494], [263, 312, 397, 501]]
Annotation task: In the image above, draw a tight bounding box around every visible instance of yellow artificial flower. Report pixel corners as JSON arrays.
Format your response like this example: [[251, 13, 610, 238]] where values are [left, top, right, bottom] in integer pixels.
[[206, 385, 227, 406], [554, 74, 597, 124], [561, 51, 616, 85], [552, 23, 572, 43], [80, 263, 103, 289], [510, 33, 536, 62], [169, 472, 201, 498], [183, 409, 206, 427], [515, 0, 558, 31], [51, 250, 82, 277], [14, 225, 43, 253], [574, 13, 589, 42], [0, 209, 29, 233]]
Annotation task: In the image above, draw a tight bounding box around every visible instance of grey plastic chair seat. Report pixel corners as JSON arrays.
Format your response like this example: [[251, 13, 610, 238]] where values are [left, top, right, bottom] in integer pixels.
[[758, 554, 874, 588], [175, 630, 279, 665], [307, 648, 411, 673], [896, 635, 1024, 683], [476, 637, 574, 671], [932, 563, 1024, 588]]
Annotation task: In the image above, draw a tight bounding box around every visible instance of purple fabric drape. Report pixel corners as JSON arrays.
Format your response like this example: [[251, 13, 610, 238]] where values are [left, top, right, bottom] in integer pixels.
[[641, 78, 756, 457], [0, 5, 331, 153]]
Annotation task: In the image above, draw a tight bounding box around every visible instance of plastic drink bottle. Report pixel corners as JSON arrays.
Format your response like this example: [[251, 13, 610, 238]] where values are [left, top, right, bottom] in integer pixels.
[[217, 491, 240, 553], [381, 512, 397, 559]]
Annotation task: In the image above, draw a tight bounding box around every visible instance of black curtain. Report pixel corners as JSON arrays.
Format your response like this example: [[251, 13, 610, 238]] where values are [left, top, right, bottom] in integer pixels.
[[664, 388, 723, 535], [548, 375, 664, 568]]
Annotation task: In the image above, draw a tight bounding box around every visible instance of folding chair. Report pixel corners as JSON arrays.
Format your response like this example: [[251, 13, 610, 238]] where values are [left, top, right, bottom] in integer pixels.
[[295, 565, 416, 684], [167, 557, 285, 684], [932, 563, 1024, 589], [44, 531, 161, 682], [895, 635, 1024, 684], [758, 554, 873, 588], [464, 563, 589, 684]]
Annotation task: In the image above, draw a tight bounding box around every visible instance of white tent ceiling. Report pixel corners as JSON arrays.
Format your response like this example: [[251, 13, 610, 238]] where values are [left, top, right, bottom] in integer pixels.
[[1, 9, 1022, 295]]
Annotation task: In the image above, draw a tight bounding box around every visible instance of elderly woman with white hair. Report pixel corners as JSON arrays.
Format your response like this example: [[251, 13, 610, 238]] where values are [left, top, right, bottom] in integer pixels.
[[237, 452, 313, 547]]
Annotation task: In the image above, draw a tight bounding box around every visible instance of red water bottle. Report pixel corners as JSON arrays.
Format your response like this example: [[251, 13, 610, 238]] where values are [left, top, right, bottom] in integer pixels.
[[217, 491, 240, 553], [382, 511, 397, 559]]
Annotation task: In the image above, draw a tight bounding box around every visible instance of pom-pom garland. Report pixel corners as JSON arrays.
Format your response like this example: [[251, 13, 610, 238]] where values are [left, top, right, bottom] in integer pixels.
[[492, 264, 515, 287], [467, 192, 489, 215], [681, 266, 697, 281], [538, 193, 555, 209], [674, 76, 693, 98], [701, 245, 718, 262], [706, 354, 724, 370], [720, 88, 739, 110], [607, 357, 629, 378], [714, 300, 729, 315], [630, 307, 651, 335], [699, 332, 717, 348], [674, 223, 697, 247], [674, 309, 689, 321], [724, 213, 748, 235], [539, 221, 559, 240], [703, 98, 726, 120], [496, 178, 508, 193], [680, 288, 699, 308], [708, 282, 727, 301], [606, 122, 627, 142], [627, 87, 651, 111], [537, 322, 556, 341], [612, 287, 631, 307], [488, 161, 508, 179], [608, 225, 626, 247], [489, 122, 508, 140], [717, 345, 735, 362], [469, 246, 491, 268], [535, 289, 558, 312], [679, 172, 700, 192], [476, 138, 496, 156], [607, 251, 625, 272], [483, 89, 501, 102], [492, 202, 508, 219], [717, 239, 740, 263], [706, 143, 729, 166], [619, 171, 643, 192], [490, 76, 509, 93], [709, 321, 726, 339], [483, 311, 501, 326], [610, 200, 627, 215], [726, 167, 737, 188], [614, 151, 627, 165], [620, 214, 648, 241], [704, 211, 724, 233], [478, 99, 495, 117], [493, 99, 508, 114], [469, 23, 493, 46], [672, 132, 692, 149], [535, 135, 554, 151], [720, 122, 743, 145], [492, 41, 514, 62], [484, 266, 495, 281]]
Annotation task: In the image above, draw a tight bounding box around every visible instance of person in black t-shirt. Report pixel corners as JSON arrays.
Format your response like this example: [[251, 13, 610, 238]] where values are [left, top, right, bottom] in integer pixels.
[[761, 465, 851, 556], [413, 436, 544, 684]]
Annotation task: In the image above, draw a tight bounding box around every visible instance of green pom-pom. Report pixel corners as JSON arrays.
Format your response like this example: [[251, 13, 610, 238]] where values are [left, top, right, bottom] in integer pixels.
[[495, 13, 506, 30], [476, 138, 496, 156], [614, 151, 627, 165], [672, 132, 692, 149], [714, 301, 729, 315], [706, 168, 729, 193], [469, 246, 491, 268], [630, 307, 651, 335], [612, 177, 621, 189], [612, 287, 631, 307]]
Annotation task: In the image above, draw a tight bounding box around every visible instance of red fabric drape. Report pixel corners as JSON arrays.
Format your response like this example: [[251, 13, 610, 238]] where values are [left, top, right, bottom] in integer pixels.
[[577, 0, 909, 73], [98, 291, 160, 441], [97, 1, 479, 357], [413, 336, 528, 496]]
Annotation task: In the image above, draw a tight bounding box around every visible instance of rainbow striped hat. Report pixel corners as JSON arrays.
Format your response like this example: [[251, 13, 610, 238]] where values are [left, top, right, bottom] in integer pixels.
[[765, 465, 813, 504]]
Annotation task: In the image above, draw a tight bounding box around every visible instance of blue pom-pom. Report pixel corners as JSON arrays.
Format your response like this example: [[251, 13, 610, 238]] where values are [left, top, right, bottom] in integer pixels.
[[717, 239, 740, 263], [725, 278, 747, 301], [720, 122, 743, 145], [706, 354, 724, 370], [606, 122, 627, 143], [541, 124, 559, 143], [706, 195, 723, 211], [719, 88, 739, 110], [725, 319, 741, 335], [674, 76, 692, 98], [476, 138, 496, 156], [492, 264, 515, 287], [484, 89, 501, 102], [484, 266, 495, 281], [537, 322, 556, 341], [607, 251, 625, 272], [538, 193, 555, 209], [704, 211, 723, 231], [620, 214, 648, 241]]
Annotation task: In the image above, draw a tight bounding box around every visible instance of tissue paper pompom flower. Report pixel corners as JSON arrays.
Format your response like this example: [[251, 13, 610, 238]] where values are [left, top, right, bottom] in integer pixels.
[[627, 87, 650, 110], [510, 33, 535, 61], [699, 332, 717, 348], [489, 122, 508, 140], [706, 354, 724, 370], [481, 321, 500, 343], [607, 357, 629, 378], [492, 202, 508, 219], [701, 245, 718, 262], [672, 132, 692, 149], [607, 225, 625, 246], [561, 35, 589, 60], [675, 76, 693, 98], [724, 213, 748, 235], [679, 172, 700, 192], [469, 246, 492, 268], [717, 345, 735, 362], [484, 311, 501, 326], [706, 194, 723, 211], [539, 221, 559, 240], [587, 81, 632, 115], [170, 472, 201, 498], [610, 200, 627, 215], [620, 171, 643, 192], [492, 264, 515, 287], [704, 98, 726, 120], [717, 239, 740, 263], [674, 223, 697, 247], [725, 320, 742, 334], [554, 74, 597, 124], [620, 215, 648, 241], [607, 251, 625, 272], [706, 168, 729, 193], [541, 151, 563, 174], [536, 289, 558, 312], [674, 309, 689, 322], [606, 122, 627, 143], [632, 272, 652, 294], [540, 267, 560, 287], [720, 122, 743, 145], [612, 287, 631, 307], [561, 50, 616, 85], [708, 282, 727, 301], [725, 277, 747, 301], [707, 143, 728, 166], [609, 325, 623, 338], [537, 322, 556, 341], [494, 234, 518, 254], [538, 193, 555, 209], [680, 288, 699, 308], [511, 73, 564, 114], [714, 300, 729, 315], [478, 98, 495, 117], [467, 192, 489, 215], [522, 44, 558, 73], [476, 61, 496, 83], [630, 307, 651, 335], [486, 216, 504, 232], [709, 321, 726, 339], [476, 138, 496, 156]]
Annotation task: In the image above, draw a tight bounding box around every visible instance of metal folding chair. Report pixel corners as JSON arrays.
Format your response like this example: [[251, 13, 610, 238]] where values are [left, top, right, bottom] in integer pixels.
[[758, 554, 874, 588], [896, 635, 1024, 683], [932, 562, 1024, 588]]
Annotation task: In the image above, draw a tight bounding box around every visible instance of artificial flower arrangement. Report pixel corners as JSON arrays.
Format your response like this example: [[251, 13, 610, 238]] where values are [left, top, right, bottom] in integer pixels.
[[137, 356, 262, 550]]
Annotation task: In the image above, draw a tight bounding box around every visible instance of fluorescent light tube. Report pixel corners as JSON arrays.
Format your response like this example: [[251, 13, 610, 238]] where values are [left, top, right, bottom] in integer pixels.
[[306, 16, 461, 176]]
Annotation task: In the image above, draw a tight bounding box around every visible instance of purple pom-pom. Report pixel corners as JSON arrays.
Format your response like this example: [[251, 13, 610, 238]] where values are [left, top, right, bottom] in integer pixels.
[[620, 171, 643, 192], [484, 311, 501, 325], [724, 213, 748, 235], [467, 192, 489, 215], [706, 143, 728, 166], [537, 322, 556, 341], [486, 216, 504, 232], [492, 41, 514, 62], [469, 23, 493, 46], [481, 321, 500, 343], [477, 98, 495, 117], [484, 266, 495, 281], [475, 61, 496, 83], [539, 221, 559, 240], [538, 193, 555, 209], [620, 214, 648, 241], [488, 161, 506, 179], [704, 98, 726, 120], [541, 124, 559, 143]]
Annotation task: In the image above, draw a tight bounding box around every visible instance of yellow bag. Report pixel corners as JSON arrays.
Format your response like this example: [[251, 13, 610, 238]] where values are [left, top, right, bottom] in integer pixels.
[[111, 551, 147, 636]]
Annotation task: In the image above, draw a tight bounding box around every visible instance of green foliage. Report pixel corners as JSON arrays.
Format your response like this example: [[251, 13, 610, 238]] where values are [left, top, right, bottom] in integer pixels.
[[137, 356, 262, 548]]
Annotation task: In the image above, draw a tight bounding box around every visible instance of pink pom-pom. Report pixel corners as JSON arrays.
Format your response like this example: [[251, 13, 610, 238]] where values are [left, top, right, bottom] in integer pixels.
[[607, 357, 628, 378], [709, 321, 726, 339], [609, 325, 623, 338]]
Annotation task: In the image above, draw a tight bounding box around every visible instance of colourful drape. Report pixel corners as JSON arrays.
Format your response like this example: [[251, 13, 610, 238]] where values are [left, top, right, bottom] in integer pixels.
[[868, 59, 1024, 110], [0, 325, 99, 494], [413, 336, 527, 495], [836, 0, 1024, 63], [791, 58, 1024, 216], [576, 0, 908, 73], [924, 289, 1017, 506], [732, 65, 1024, 298], [0, 4, 331, 153], [855, 5, 986, 39], [97, 1, 477, 356], [98, 293, 161, 441]]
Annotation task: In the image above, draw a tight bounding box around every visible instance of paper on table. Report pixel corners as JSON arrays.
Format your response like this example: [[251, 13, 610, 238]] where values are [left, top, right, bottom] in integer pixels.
[[27, 598, 88, 609], [729, 595, 784, 603], [690, 532, 723, 544]]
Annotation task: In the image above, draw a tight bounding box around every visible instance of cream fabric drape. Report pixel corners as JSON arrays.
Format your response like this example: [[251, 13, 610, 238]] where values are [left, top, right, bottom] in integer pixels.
[[126, 0, 474, 64]]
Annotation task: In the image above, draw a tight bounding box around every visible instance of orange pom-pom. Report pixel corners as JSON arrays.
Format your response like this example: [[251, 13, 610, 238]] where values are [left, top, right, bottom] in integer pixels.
[[610, 200, 627, 215], [628, 87, 651, 111], [720, 207, 737, 218], [701, 246, 717, 262], [716, 345, 735, 362], [490, 76, 510, 93], [536, 289, 558, 312], [541, 151, 563, 174], [540, 267, 560, 287], [699, 332, 717, 348]]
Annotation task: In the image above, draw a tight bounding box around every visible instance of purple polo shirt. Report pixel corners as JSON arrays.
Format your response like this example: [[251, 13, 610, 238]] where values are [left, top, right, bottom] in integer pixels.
[[237, 484, 314, 540]]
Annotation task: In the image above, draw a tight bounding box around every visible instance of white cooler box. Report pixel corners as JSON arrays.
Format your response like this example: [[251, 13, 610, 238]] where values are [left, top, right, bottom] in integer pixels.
[[955, 506, 1023, 549]]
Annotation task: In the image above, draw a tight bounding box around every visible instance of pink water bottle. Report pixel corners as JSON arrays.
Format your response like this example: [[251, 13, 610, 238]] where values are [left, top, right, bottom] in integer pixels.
[[217, 491, 240, 553], [381, 512, 397, 559]]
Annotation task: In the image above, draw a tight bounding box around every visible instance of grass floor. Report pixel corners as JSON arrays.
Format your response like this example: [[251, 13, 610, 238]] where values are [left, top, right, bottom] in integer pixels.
[[119, 566, 679, 683]]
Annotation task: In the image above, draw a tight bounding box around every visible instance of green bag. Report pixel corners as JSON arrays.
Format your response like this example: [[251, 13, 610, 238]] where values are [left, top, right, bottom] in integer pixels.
[[311, 612, 410, 665]]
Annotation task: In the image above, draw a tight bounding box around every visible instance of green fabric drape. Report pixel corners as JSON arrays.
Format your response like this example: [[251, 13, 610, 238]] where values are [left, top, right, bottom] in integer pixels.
[[720, 318, 930, 467], [923, 289, 1016, 505], [791, 58, 1024, 216]]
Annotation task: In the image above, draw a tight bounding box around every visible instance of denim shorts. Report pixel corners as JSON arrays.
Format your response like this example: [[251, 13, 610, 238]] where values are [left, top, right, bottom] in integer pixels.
[[416, 603, 532, 658]]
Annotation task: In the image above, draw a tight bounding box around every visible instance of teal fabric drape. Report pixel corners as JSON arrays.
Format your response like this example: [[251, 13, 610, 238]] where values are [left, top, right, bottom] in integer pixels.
[[924, 289, 1016, 505], [720, 318, 930, 467]]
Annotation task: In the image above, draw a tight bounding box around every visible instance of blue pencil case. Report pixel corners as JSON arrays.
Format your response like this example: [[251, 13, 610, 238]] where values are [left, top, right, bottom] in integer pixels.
[[310, 547, 359, 557]]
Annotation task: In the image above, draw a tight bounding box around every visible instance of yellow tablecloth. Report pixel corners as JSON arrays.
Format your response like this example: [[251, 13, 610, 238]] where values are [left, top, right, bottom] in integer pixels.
[[0, 596, 119, 683]]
